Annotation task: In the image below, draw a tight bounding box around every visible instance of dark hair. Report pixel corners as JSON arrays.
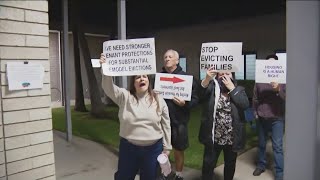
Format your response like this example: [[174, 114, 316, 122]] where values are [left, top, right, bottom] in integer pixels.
[[129, 75, 160, 112], [266, 54, 279, 60]]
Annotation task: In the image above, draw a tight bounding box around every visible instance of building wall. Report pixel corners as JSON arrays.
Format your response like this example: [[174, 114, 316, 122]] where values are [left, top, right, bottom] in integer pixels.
[[49, 32, 109, 104], [48, 13, 285, 103], [154, 13, 286, 79], [0, 1, 56, 179]]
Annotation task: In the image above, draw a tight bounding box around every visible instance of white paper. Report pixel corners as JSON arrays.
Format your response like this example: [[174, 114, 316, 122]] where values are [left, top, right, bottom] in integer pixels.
[[102, 38, 156, 76], [255, 59, 286, 84], [200, 42, 243, 72], [7, 62, 45, 91], [91, 59, 101, 68], [154, 73, 193, 101]]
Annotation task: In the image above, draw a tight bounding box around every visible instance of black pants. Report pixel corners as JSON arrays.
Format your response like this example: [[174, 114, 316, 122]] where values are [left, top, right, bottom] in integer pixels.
[[202, 144, 238, 180]]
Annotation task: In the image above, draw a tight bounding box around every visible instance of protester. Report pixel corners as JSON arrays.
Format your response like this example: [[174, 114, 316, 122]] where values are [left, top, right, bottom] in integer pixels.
[[160, 49, 199, 180], [252, 54, 285, 180], [100, 53, 172, 180], [199, 67, 249, 180]]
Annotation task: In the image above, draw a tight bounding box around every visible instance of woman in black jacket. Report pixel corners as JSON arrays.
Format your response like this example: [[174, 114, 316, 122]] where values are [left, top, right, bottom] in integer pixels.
[[199, 67, 249, 180]]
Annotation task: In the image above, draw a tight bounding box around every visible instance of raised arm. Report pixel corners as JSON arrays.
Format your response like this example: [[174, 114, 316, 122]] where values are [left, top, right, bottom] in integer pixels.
[[100, 53, 127, 106]]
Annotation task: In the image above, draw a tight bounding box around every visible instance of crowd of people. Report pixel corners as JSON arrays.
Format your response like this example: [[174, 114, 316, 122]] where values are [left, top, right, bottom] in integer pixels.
[[99, 51, 285, 180]]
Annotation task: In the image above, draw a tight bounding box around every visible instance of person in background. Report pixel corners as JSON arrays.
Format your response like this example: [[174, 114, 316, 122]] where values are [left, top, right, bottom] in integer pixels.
[[199, 67, 249, 180], [252, 54, 286, 180], [100, 53, 172, 180], [161, 49, 199, 180]]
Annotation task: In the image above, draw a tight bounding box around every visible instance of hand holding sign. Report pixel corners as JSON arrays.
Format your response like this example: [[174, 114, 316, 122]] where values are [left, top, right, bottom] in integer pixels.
[[202, 66, 217, 87], [270, 82, 280, 91], [100, 53, 106, 65], [206, 66, 217, 79], [173, 96, 185, 107]]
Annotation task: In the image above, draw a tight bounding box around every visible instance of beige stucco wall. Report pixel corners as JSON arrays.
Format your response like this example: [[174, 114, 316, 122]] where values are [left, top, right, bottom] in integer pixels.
[[0, 1, 55, 179]]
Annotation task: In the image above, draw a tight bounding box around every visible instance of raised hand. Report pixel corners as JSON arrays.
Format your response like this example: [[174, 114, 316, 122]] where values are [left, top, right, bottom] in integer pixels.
[[100, 53, 106, 65], [222, 75, 235, 91], [270, 82, 280, 92]]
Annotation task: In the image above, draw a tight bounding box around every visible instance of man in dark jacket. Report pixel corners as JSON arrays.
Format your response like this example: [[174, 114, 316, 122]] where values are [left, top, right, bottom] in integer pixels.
[[199, 67, 249, 180], [161, 49, 199, 180], [252, 54, 285, 180]]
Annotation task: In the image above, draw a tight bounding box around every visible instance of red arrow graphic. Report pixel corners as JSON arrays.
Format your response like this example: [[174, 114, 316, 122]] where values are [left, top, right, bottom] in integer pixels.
[[160, 76, 185, 84]]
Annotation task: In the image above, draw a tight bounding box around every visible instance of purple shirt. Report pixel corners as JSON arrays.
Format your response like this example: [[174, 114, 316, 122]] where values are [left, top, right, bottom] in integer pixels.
[[252, 83, 286, 119]]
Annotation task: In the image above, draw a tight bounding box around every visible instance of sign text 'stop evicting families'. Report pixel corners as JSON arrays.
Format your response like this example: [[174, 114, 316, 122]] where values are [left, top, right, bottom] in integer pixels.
[[102, 38, 156, 76], [200, 42, 243, 72], [255, 59, 287, 84], [154, 73, 193, 101]]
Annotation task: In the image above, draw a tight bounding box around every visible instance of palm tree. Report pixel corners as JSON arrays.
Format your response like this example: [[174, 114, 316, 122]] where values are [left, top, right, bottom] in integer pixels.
[[71, 0, 87, 112]]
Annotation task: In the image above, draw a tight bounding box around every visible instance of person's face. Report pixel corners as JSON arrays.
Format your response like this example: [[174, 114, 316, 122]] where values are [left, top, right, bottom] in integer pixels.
[[217, 72, 233, 80], [163, 51, 178, 69], [134, 75, 149, 94]]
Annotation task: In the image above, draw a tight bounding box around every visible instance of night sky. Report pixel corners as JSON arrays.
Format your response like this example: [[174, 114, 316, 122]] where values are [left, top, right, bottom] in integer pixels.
[[49, 0, 285, 34]]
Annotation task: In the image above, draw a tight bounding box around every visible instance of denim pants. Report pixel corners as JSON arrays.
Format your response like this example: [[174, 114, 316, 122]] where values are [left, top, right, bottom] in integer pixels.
[[257, 118, 284, 179], [202, 144, 238, 180], [114, 138, 162, 180]]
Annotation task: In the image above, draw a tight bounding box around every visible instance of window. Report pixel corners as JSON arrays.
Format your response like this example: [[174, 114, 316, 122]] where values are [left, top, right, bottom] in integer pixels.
[[179, 56, 187, 72], [275, 51, 287, 62], [235, 55, 245, 80], [245, 53, 257, 80], [235, 53, 257, 80]]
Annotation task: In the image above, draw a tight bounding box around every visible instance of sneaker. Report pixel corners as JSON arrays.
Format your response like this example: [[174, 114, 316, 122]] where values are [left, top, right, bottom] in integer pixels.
[[175, 175, 184, 180], [253, 168, 265, 176]]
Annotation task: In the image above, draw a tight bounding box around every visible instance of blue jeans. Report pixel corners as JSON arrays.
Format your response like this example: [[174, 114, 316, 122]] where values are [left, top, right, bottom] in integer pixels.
[[115, 138, 162, 180], [257, 118, 284, 180]]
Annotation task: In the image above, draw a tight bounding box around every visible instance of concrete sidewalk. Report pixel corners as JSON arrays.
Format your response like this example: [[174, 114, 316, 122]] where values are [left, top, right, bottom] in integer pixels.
[[54, 130, 274, 180]]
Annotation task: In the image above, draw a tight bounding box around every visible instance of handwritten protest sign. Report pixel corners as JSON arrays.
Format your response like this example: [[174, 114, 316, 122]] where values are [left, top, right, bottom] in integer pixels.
[[154, 73, 193, 101], [102, 38, 156, 76], [200, 42, 243, 73], [255, 59, 286, 84]]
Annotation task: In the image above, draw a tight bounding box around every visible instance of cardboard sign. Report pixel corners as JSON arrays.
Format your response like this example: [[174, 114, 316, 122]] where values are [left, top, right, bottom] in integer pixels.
[[200, 42, 243, 72], [255, 59, 286, 84], [154, 73, 193, 101], [102, 38, 156, 76]]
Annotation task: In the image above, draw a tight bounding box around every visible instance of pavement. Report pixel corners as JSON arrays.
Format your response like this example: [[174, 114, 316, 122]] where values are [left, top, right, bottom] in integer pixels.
[[54, 130, 275, 180]]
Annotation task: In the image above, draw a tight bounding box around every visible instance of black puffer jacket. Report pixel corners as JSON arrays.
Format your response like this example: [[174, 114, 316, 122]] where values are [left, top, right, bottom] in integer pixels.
[[198, 79, 249, 152], [161, 66, 199, 125]]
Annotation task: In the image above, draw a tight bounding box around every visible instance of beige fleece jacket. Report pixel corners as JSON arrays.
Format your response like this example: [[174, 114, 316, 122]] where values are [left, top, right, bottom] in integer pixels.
[[102, 75, 172, 150]]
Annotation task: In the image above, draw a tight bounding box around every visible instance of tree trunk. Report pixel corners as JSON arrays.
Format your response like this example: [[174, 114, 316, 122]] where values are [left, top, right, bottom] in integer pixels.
[[72, 1, 87, 112], [78, 30, 105, 118]]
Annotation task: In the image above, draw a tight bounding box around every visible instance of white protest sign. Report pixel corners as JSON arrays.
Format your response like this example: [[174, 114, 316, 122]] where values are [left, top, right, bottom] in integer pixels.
[[154, 73, 193, 101], [102, 38, 156, 76], [91, 59, 101, 68], [7, 62, 45, 91], [255, 59, 286, 84], [200, 42, 243, 72]]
